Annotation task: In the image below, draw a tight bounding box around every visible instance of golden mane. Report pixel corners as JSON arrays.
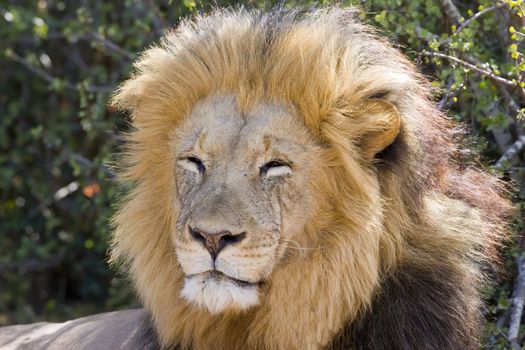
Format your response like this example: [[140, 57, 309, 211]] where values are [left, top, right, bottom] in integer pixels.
[[110, 7, 511, 349]]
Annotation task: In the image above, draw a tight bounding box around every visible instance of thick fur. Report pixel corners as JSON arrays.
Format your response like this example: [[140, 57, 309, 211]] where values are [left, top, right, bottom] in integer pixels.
[[110, 7, 511, 350]]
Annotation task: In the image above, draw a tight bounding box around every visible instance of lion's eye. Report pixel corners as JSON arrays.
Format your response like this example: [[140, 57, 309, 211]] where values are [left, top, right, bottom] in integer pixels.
[[178, 156, 205, 174], [260, 160, 292, 177]]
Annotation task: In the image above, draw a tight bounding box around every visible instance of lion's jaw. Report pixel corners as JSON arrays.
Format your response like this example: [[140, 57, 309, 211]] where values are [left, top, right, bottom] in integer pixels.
[[173, 94, 321, 314]]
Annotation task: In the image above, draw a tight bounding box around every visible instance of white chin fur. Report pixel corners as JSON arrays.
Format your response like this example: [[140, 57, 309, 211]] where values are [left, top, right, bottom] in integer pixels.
[[181, 274, 260, 314]]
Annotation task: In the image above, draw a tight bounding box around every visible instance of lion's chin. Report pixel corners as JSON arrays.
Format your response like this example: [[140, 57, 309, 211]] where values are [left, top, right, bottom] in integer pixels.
[[180, 272, 260, 314]]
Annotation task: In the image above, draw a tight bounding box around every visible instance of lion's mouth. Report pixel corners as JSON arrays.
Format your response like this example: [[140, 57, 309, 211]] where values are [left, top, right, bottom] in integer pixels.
[[187, 270, 259, 288]]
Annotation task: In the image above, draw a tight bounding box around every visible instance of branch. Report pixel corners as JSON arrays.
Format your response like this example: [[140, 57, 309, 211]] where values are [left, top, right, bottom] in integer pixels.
[[87, 33, 134, 59], [6, 31, 134, 60], [437, 0, 462, 24], [495, 135, 525, 169], [440, 3, 508, 46], [498, 86, 525, 136], [66, 150, 115, 178], [488, 305, 513, 347], [436, 77, 460, 111], [420, 51, 525, 98], [414, 25, 439, 41], [8, 51, 113, 93], [144, 0, 169, 35], [9, 51, 58, 85], [509, 254, 525, 348], [0, 255, 62, 274]]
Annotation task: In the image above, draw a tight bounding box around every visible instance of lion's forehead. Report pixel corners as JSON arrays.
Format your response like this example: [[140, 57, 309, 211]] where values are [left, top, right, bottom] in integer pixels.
[[175, 94, 313, 162]]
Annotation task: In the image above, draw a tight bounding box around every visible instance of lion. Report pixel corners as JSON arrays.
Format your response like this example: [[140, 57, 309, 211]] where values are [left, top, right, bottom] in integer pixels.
[[0, 6, 512, 350]]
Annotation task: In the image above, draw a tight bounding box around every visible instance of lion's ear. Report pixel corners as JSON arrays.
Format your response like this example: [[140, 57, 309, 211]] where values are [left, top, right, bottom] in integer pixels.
[[358, 100, 401, 160]]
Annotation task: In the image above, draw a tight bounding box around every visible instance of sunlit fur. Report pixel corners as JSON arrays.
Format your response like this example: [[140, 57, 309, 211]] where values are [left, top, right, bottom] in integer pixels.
[[110, 7, 512, 350], [180, 274, 260, 314]]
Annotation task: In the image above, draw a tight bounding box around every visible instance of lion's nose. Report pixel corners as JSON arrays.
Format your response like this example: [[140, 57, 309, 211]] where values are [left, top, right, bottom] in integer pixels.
[[189, 227, 246, 259]]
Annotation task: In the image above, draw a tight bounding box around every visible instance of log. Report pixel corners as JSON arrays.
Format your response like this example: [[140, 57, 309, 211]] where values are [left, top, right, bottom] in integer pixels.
[[0, 309, 158, 350]]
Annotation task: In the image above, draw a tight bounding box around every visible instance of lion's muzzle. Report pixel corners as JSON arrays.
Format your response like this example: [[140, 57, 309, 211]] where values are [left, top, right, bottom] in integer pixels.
[[189, 226, 247, 260]]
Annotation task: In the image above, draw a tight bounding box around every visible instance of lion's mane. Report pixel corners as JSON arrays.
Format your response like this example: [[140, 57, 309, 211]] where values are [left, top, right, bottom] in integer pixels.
[[110, 7, 511, 350]]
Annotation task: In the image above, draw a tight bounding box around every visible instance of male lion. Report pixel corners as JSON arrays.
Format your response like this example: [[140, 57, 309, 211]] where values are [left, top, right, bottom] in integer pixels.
[[0, 6, 512, 350]]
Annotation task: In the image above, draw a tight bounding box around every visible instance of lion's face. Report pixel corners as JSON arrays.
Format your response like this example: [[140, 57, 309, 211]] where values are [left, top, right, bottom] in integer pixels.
[[173, 94, 322, 314]]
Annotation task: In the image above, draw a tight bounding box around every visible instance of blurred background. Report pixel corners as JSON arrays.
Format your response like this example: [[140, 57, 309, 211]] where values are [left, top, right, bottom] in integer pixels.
[[0, 0, 524, 348]]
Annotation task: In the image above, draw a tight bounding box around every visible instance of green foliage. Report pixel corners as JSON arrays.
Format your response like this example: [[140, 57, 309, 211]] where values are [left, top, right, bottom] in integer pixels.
[[0, 0, 524, 347]]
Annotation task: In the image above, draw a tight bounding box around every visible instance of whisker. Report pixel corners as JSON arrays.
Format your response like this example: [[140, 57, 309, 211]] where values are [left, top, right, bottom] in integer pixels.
[[278, 238, 327, 252]]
